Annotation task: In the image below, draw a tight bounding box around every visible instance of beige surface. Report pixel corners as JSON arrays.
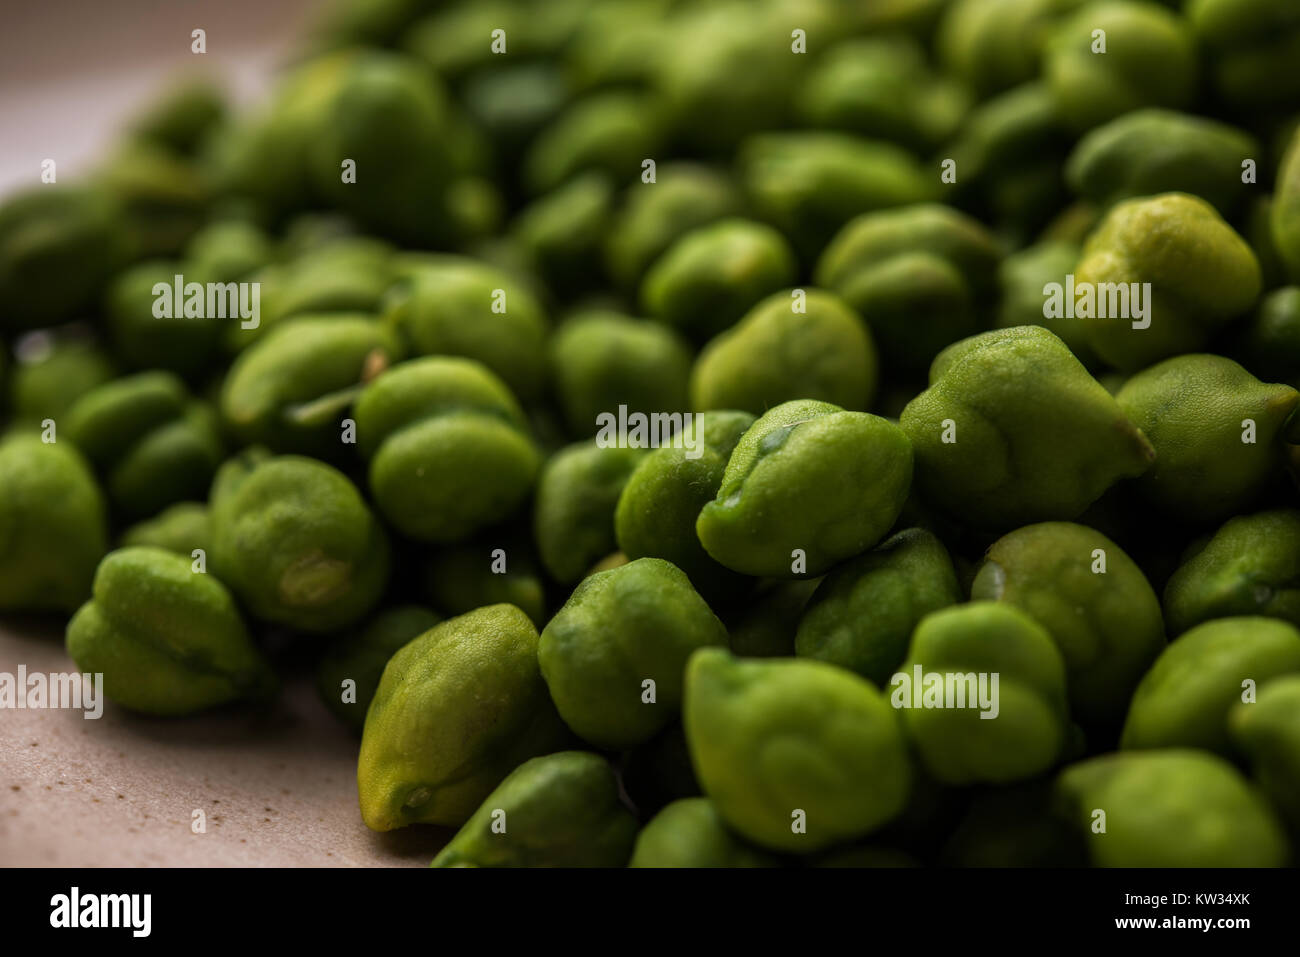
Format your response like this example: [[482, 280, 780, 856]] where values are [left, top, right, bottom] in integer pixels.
[[0, 0, 320, 195], [0, 621, 452, 867]]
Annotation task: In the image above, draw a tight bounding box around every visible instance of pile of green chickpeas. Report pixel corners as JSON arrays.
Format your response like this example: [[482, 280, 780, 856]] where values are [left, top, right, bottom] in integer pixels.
[[3, 0, 1300, 867]]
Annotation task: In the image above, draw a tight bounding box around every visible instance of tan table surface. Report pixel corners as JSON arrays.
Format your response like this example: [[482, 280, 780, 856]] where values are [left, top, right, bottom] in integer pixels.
[[0, 621, 452, 867], [0, 0, 319, 195]]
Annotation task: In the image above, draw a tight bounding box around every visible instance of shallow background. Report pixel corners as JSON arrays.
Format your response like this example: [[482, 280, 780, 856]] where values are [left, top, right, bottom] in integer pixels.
[[0, 0, 318, 195], [0, 0, 450, 867]]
